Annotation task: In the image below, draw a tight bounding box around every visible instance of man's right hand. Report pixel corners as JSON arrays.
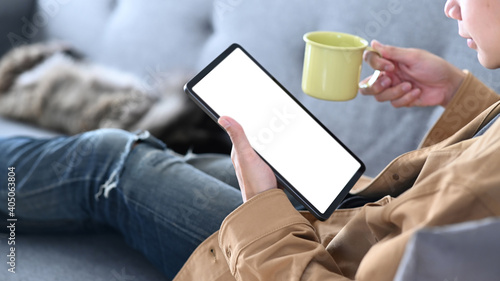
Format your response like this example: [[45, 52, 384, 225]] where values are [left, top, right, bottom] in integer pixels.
[[360, 40, 466, 108]]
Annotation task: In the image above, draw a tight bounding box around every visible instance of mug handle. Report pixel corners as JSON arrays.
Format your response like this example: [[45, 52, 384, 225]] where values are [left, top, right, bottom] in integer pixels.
[[359, 46, 382, 89]]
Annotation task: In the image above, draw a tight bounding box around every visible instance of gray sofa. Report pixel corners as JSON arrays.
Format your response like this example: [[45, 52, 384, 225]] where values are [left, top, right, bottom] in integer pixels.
[[1, 0, 499, 280]]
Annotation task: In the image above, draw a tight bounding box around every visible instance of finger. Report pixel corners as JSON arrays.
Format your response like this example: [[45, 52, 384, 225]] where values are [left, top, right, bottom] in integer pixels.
[[230, 145, 245, 183], [406, 89, 425, 107], [391, 88, 422, 108], [218, 116, 254, 158], [364, 40, 395, 71], [364, 51, 394, 72], [221, 116, 277, 202], [220, 116, 270, 176], [372, 82, 413, 103], [360, 74, 392, 96]]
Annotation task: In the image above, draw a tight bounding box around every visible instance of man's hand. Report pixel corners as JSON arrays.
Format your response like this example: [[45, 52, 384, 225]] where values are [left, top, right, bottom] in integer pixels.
[[360, 40, 466, 108], [218, 116, 277, 202]]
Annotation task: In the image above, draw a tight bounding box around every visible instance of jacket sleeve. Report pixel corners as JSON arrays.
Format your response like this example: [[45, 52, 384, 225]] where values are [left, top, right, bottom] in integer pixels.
[[218, 189, 352, 281], [419, 70, 500, 147]]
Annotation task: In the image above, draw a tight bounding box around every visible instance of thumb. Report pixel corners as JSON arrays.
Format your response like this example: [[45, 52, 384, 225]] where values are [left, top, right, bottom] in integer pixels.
[[218, 116, 253, 155]]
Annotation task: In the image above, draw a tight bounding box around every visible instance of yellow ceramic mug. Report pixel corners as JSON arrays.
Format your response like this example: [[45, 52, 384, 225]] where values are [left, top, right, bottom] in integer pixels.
[[302, 31, 380, 101]]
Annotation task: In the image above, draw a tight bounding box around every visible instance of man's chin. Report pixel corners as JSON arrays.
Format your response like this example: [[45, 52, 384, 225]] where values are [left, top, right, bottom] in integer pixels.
[[477, 53, 500, 70]]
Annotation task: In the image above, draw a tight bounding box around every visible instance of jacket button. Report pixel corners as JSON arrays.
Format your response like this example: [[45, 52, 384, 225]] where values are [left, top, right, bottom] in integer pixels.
[[392, 174, 400, 181], [226, 247, 232, 258]]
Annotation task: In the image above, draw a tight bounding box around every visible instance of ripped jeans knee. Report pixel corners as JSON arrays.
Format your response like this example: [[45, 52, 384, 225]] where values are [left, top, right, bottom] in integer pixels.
[[88, 129, 166, 200], [0, 128, 163, 231]]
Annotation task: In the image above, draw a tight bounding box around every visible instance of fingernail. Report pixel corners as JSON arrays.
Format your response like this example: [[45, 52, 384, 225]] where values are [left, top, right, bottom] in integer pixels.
[[411, 88, 421, 97], [384, 64, 394, 71], [218, 117, 231, 129], [402, 83, 412, 92], [381, 77, 391, 88]]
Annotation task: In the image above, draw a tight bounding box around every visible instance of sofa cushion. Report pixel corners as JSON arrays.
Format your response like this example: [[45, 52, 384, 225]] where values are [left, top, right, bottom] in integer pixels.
[[0, 117, 60, 138], [0, 233, 168, 281], [35, 0, 213, 78]]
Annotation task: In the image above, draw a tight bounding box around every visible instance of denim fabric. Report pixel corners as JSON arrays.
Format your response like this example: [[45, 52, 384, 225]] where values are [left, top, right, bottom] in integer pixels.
[[0, 129, 243, 279]]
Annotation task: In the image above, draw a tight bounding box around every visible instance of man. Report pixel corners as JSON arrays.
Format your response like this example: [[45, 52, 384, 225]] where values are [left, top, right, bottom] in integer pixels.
[[2, 0, 499, 280], [204, 0, 500, 280]]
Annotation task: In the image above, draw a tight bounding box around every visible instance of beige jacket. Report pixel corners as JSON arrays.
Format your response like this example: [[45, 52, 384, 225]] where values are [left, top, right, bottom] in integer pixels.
[[174, 71, 500, 281]]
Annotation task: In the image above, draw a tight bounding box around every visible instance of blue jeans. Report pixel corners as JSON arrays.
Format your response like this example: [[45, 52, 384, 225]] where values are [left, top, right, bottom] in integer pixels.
[[0, 129, 246, 279]]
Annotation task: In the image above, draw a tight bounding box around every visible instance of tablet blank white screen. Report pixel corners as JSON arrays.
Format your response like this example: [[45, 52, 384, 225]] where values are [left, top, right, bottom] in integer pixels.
[[192, 48, 361, 213]]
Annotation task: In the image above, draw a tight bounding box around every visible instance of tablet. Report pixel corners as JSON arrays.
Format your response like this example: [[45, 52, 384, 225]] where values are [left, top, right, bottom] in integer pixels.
[[184, 44, 365, 220]]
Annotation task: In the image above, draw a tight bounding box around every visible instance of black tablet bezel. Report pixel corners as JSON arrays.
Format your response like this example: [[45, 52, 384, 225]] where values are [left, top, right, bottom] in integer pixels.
[[184, 43, 365, 220]]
